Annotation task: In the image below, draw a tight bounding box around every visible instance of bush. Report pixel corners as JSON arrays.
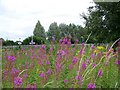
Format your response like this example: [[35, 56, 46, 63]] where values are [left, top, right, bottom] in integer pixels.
[[3, 40, 17, 46], [22, 36, 45, 45]]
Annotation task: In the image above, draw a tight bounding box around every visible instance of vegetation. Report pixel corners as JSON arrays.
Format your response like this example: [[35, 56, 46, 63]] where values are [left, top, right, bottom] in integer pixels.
[[2, 37, 120, 88], [22, 36, 45, 45], [82, 1, 120, 43], [33, 20, 46, 40]]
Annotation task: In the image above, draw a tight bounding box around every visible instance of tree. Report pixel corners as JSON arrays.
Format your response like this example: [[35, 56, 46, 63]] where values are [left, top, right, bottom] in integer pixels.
[[3, 40, 16, 46], [82, 1, 120, 43], [58, 23, 69, 37], [33, 20, 46, 40], [47, 22, 60, 42]]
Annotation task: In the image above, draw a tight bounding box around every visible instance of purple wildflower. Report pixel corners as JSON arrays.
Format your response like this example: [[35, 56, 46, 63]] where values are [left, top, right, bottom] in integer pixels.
[[72, 57, 78, 64], [114, 60, 120, 65], [41, 45, 46, 49], [8, 55, 16, 62], [82, 62, 87, 69], [26, 62, 29, 69], [46, 69, 51, 75], [30, 55, 34, 59], [34, 45, 38, 48], [77, 81, 82, 85], [59, 39, 63, 43], [21, 48, 24, 51], [76, 75, 83, 81], [88, 83, 96, 88], [86, 59, 90, 64], [63, 38, 68, 44], [92, 63, 96, 68], [118, 47, 120, 53], [69, 64, 73, 70], [69, 35, 72, 39], [91, 45, 95, 49], [11, 68, 20, 75], [50, 47, 53, 51], [64, 79, 68, 83], [39, 73, 45, 77], [3, 70, 7, 75], [46, 60, 50, 65], [14, 77, 22, 86], [55, 63, 61, 69], [118, 41, 120, 45], [118, 60, 120, 65], [98, 69, 103, 76], [67, 41, 71, 45], [38, 61, 43, 65], [91, 53, 95, 58], [75, 38, 79, 43], [79, 49, 83, 55], [61, 50, 65, 56], [81, 43, 85, 47]]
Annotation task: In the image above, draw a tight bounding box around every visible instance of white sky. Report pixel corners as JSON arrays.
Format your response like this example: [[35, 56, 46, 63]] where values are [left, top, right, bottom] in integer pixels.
[[0, 0, 95, 41]]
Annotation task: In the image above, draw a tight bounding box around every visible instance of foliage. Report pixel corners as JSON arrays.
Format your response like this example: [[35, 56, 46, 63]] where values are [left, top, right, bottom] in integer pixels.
[[3, 40, 18, 46], [22, 36, 45, 45], [46, 22, 60, 42], [33, 20, 46, 40], [46, 23, 87, 43], [82, 1, 120, 43]]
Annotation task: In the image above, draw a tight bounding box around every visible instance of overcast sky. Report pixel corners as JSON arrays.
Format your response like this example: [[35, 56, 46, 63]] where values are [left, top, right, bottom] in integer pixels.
[[0, 0, 95, 41]]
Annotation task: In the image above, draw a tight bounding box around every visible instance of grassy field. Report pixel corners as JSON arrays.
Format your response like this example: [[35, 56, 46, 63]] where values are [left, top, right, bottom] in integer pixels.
[[2, 41, 119, 88]]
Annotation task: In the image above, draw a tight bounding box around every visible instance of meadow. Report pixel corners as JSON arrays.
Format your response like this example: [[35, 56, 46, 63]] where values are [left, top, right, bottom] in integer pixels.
[[2, 37, 119, 88]]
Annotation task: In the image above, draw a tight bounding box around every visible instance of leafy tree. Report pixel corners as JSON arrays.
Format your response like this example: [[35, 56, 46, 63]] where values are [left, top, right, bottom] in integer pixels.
[[47, 22, 60, 42], [33, 20, 46, 40], [58, 23, 69, 37], [82, 1, 120, 43]]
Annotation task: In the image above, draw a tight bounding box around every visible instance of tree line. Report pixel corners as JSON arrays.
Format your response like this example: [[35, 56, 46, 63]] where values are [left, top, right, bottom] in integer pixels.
[[1, 1, 120, 46]]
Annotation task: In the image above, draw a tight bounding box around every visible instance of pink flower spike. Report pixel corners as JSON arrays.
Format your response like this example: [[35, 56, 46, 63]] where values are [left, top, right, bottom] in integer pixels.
[[69, 64, 73, 70], [46, 69, 51, 75], [69, 35, 72, 39], [14, 77, 22, 86], [91, 45, 95, 49], [88, 83, 96, 88], [64, 79, 68, 83], [72, 57, 78, 64], [82, 63, 87, 69], [75, 38, 79, 43], [92, 63, 96, 68], [61, 50, 65, 56], [39, 73, 45, 77], [46, 60, 50, 65], [41, 45, 46, 49], [50, 47, 53, 51], [67, 41, 71, 45], [76, 75, 83, 81], [59, 39, 63, 43], [79, 49, 83, 55], [98, 69, 103, 76], [81, 43, 85, 47], [91, 53, 95, 58], [8, 55, 16, 62]]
